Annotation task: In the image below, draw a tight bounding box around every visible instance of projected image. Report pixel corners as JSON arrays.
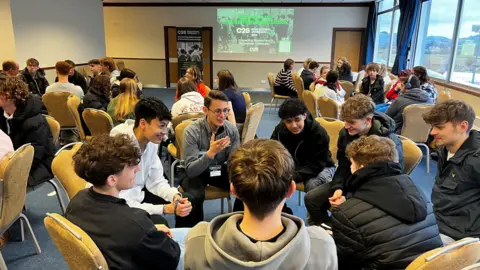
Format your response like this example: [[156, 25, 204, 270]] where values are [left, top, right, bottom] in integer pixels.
[[216, 8, 294, 54]]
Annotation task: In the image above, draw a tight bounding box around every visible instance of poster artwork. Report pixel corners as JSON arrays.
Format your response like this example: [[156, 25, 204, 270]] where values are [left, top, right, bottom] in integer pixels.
[[177, 28, 203, 78]]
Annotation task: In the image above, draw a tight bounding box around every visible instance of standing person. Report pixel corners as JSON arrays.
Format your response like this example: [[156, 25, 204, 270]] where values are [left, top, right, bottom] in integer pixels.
[[171, 78, 204, 118], [107, 78, 139, 126], [184, 139, 338, 270], [54, 60, 88, 93], [184, 65, 207, 97], [274, 58, 297, 97], [46, 61, 84, 99], [414, 66, 438, 102], [335, 57, 353, 82], [20, 58, 49, 96], [297, 57, 313, 75], [304, 94, 403, 226], [359, 62, 385, 105], [83, 75, 111, 111], [422, 100, 480, 244], [216, 69, 245, 126], [314, 70, 346, 104], [100, 57, 120, 83], [300, 61, 319, 90], [331, 135, 442, 269]]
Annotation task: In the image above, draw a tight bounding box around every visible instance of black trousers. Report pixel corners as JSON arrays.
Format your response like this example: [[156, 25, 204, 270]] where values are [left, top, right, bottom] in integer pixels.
[[304, 182, 334, 225], [274, 85, 298, 97], [142, 187, 170, 226]]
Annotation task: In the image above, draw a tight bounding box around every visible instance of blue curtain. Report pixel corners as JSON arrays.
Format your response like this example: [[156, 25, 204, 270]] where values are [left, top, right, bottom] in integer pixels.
[[363, 2, 377, 65]]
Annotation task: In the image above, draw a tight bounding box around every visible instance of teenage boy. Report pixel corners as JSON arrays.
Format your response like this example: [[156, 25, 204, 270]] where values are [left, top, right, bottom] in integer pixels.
[[20, 58, 49, 96], [423, 100, 480, 244], [305, 94, 404, 225], [184, 139, 338, 270], [359, 62, 385, 105], [110, 97, 192, 225], [46, 61, 84, 99]]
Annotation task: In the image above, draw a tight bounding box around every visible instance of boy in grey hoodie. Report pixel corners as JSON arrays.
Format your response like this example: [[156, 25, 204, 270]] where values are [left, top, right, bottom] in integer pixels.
[[184, 139, 338, 270]]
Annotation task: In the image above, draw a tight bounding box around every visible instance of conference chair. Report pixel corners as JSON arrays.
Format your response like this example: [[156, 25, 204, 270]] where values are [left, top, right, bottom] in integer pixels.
[[401, 104, 434, 173], [463, 263, 480, 270], [437, 89, 452, 103], [309, 82, 315, 91], [241, 103, 264, 144], [316, 117, 345, 165], [67, 95, 89, 141], [44, 115, 61, 146], [398, 135, 423, 175], [302, 90, 317, 117], [0, 144, 41, 270], [267, 73, 289, 114], [293, 75, 305, 102], [42, 92, 78, 134], [317, 97, 339, 119], [44, 213, 109, 270], [406, 238, 480, 270], [339, 80, 354, 101], [242, 92, 251, 110], [82, 109, 114, 137]]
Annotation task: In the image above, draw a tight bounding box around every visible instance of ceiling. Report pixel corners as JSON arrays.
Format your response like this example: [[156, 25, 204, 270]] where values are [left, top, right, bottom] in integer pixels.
[[104, 0, 374, 3]]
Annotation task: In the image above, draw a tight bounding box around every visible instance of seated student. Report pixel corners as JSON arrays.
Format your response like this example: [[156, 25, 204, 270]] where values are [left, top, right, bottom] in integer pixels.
[[360, 62, 385, 105], [384, 69, 412, 102], [0, 76, 54, 186], [111, 68, 143, 98], [386, 74, 433, 134], [378, 63, 391, 86], [100, 57, 120, 83], [20, 58, 49, 96], [83, 75, 111, 111], [300, 61, 319, 90], [414, 66, 438, 102], [176, 90, 242, 227], [331, 135, 442, 269], [46, 61, 84, 100], [184, 139, 338, 270], [185, 65, 208, 97], [423, 100, 480, 244], [87, 59, 102, 82], [1, 60, 19, 77], [0, 129, 13, 160], [315, 65, 329, 85], [272, 98, 335, 192], [217, 69, 245, 126], [54, 60, 88, 93], [297, 57, 312, 75], [110, 97, 192, 225], [66, 134, 186, 270], [274, 58, 297, 97], [314, 70, 346, 104], [171, 77, 204, 118], [335, 57, 353, 82], [107, 78, 139, 126], [305, 94, 403, 226]]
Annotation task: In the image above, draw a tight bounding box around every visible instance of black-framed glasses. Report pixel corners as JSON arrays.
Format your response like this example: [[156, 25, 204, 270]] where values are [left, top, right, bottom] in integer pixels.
[[209, 108, 230, 115]]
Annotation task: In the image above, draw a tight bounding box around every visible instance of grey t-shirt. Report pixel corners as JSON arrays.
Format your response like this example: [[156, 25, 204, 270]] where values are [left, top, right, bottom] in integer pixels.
[[46, 82, 84, 99]]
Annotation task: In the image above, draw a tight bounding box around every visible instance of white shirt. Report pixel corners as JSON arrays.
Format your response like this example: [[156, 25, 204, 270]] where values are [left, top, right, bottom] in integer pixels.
[[447, 151, 455, 161], [0, 129, 13, 160], [171, 91, 204, 118], [46, 82, 84, 100], [314, 84, 344, 105]]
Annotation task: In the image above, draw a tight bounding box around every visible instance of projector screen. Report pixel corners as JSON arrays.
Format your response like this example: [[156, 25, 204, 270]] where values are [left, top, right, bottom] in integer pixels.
[[216, 8, 294, 55]]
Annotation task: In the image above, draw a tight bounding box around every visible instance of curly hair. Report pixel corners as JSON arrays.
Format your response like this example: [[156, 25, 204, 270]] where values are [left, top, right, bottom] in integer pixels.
[[340, 94, 375, 121], [346, 135, 398, 167], [0, 76, 29, 106], [73, 134, 141, 186], [90, 75, 111, 98], [423, 99, 475, 131]]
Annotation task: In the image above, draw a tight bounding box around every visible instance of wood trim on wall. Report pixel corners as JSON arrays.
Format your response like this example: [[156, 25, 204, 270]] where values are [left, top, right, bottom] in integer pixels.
[[42, 63, 89, 70], [106, 57, 330, 65], [104, 2, 370, 7], [432, 78, 480, 98], [111, 57, 166, 61], [330, 27, 366, 71]]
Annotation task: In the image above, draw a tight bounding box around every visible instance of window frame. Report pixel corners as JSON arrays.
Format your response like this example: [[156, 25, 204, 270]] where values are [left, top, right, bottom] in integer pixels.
[[373, 0, 400, 66]]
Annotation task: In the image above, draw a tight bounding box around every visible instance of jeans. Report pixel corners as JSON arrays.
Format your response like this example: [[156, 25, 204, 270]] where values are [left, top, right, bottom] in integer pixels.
[[304, 166, 336, 193], [304, 182, 334, 226], [171, 228, 190, 270]]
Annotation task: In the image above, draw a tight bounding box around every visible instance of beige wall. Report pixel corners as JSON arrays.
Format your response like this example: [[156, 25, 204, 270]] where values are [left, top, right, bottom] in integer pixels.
[[0, 0, 16, 60], [438, 84, 480, 115]]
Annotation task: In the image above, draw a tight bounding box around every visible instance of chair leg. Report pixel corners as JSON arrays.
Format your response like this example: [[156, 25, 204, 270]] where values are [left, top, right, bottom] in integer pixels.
[[20, 218, 25, 242], [19, 213, 41, 255], [227, 196, 232, 213], [418, 143, 430, 174], [48, 179, 67, 214], [0, 252, 7, 270], [269, 98, 275, 114], [221, 198, 224, 214], [298, 191, 302, 206], [170, 159, 179, 187], [275, 98, 280, 112]]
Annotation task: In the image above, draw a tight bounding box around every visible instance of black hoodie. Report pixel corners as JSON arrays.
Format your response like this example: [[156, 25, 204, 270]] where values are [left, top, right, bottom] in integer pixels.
[[20, 68, 49, 96], [332, 162, 442, 270], [0, 95, 54, 186], [271, 113, 335, 184]]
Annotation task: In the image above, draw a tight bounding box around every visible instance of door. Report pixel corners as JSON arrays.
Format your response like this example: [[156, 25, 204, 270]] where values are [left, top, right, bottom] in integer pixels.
[[331, 28, 366, 72]]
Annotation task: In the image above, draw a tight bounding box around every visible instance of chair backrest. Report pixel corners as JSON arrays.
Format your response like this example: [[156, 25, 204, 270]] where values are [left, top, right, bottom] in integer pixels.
[[44, 115, 61, 145], [303, 90, 317, 117], [398, 135, 423, 175], [44, 213, 109, 270], [82, 109, 113, 137], [176, 120, 194, 160], [437, 89, 452, 103], [241, 103, 265, 144], [205, 85, 212, 96], [42, 92, 77, 128], [292, 72, 298, 80], [317, 97, 339, 119], [172, 113, 205, 130], [267, 73, 276, 97], [67, 95, 86, 140], [0, 144, 34, 229], [316, 117, 345, 164], [243, 92, 252, 109], [294, 76, 304, 102], [339, 80, 354, 101], [52, 143, 87, 200], [463, 262, 480, 270], [401, 104, 434, 143], [309, 82, 315, 91], [406, 238, 480, 270]]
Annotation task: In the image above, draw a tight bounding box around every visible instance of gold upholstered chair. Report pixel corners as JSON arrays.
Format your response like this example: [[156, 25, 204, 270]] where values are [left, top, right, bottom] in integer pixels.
[[82, 109, 114, 137]]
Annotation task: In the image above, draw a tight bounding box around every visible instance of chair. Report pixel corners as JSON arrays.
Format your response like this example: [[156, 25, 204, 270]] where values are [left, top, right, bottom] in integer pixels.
[[294, 75, 304, 102], [44, 115, 61, 146], [463, 263, 480, 270], [401, 104, 434, 173], [339, 80, 354, 101], [398, 135, 423, 175], [316, 117, 345, 165], [42, 92, 77, 132], [303, 90, 317, 117], [296, 182, 305, 206], [309, 82, 315, 91], [242, 92, 252, 110], [205, 85, 212, 96], [51, 143, 86, 202], [0, 144, 41, 269], [67, 95, 88, 141], [44, 213, 109, 270], [437, 89, 452, 103], [267, 73, 289, 113], [317, 97, 339, 119], [406, 237, 480, 270], [82, 109, 114, 137], [241, 103, 265, 144]]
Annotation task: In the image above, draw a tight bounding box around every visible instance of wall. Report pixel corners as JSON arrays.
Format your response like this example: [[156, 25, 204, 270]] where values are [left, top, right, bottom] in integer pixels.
[[437, 84, 480, 116], [0, 0, 16, 60]]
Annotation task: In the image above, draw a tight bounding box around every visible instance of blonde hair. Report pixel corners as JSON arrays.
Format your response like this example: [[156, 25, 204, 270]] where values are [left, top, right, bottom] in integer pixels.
[[378, 64, 388, 77], [114, 78, 139, 121]]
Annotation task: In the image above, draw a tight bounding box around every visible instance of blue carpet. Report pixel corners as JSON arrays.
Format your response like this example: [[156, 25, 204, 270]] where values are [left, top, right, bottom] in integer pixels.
[[3, 88, 437, 269]]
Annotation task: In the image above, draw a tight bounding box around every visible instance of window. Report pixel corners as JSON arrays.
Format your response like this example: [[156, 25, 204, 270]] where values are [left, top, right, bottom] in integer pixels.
[[388, 9, 400, 67], [373, 0, 399, 66], [378, 0, 395, 13]]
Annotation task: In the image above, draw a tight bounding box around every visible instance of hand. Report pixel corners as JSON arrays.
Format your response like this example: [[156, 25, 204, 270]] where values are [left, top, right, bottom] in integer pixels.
[[206, 134, 231, 158], [155, 224, 173, 238], [175, 198, 192, 217], [330, 196, 346, 208], [329, 189, 343, 202]]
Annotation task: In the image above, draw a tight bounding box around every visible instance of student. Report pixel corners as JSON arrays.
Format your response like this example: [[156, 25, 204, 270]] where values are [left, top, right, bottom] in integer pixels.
[[0, 129, 13, 160], [271, 98, 335, 192], [0, 76, 54, 186], [107, 78, 139, 126], [87, 59, 102, 86], [83, 75, 111, 111], [1, 60, 19, 77], [335, 57, 353, 82], [384, 69, 412, 102], [171, 77, 204, 118], [386, 74, 433, 134], [331, 135, 442, 269], [315, 65, 330, 85], [20, 58, 49, 96], [297, 57, 312, 75], [359, 62, 385, 105], [378, 63, 391, 86], [184, 139, 338, 270], [274, 58, 297, 97], [111, 68, 143, 98], [414, 66, 438, 102], [423, 100, 480, 243], [314, 70, 346, 104], [305, 94, 403, 225], [66, 134, 187, 270], [110, 97, 192, 225], [301, 61, 319, 90], [185, 65, 207, 97], [176, 90, 242, 227], [46, 61, 84, 100], [100, 57, 120, 83], [217, 69, 245, 125]]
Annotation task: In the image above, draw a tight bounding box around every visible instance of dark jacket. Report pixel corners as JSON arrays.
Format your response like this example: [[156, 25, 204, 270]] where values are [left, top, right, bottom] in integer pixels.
[[20, 68, 49, 96], [433, 130, 480, 240], [332, 162, 443, 270], [360, 75, 385, 105], [271, 113, 335, 184], [83, 87, 110, 111], [0, 95, 54, 186], [300, 69, 315, 90], [386, 88, 433, 134], [331, 112, 404, 192], [55, 70, 88, 93]]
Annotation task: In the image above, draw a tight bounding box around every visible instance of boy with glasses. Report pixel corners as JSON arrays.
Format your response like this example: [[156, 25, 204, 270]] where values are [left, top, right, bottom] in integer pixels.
[[20, 58, 49, 96]]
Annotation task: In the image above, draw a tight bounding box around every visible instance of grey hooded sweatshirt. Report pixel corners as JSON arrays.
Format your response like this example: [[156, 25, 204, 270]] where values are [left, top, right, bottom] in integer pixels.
[[184, 212, 338, 270]]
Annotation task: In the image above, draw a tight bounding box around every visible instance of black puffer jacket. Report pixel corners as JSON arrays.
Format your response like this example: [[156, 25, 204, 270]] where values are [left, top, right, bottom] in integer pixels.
[[20, 68, 49, 96], [271, 113, 335, 184], [83, 87, 110, 111], [332, 162, 443, 270], [360, 75, 385, 105], [0, 95, 54, 186], [300, 69, 315, 90]]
